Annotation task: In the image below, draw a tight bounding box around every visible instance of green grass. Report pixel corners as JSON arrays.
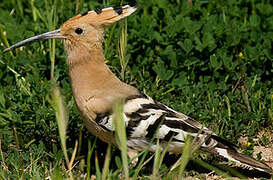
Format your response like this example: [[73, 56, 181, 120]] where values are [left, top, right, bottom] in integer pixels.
[[0, 0, 273, 179]]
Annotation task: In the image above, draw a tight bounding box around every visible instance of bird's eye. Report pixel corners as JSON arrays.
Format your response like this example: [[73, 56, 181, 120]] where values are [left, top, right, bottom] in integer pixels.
[[75, 28, 83, 35]]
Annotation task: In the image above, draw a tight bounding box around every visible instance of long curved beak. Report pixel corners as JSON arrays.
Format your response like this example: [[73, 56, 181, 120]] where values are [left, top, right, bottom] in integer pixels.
[[3, 29, 65, 53]]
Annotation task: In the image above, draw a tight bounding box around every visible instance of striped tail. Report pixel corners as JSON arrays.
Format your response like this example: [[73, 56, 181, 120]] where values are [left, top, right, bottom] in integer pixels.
[[207, 135, 272, 174]]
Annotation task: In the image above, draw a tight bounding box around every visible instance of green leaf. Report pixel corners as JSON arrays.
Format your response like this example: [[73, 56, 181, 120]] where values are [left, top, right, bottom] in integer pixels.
[[202, 32, 216, 51], [0, 90, 5, 108], [161, 45, 177, 67], [172, 72, 188, 88], [249, 14, 261, 27], [178, 39, 193, 54], [152, 61, 174, 81], [209, 54, 222, 71]]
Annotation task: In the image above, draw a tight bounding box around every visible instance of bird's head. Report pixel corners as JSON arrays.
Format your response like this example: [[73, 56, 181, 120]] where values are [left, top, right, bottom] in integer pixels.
[[3, 3, 138, 55]]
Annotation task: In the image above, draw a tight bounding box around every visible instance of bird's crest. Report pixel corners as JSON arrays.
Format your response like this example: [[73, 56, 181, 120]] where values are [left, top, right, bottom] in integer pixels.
[[64, 3, 138, 26]]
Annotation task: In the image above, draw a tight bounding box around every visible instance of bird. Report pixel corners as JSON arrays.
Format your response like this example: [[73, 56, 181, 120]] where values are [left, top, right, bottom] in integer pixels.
[[3, 2, 272, 174]]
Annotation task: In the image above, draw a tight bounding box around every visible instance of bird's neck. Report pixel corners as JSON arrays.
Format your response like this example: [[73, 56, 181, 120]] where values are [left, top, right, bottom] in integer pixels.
[[67, 45, 138, 117], [67, 46, 115, 96]]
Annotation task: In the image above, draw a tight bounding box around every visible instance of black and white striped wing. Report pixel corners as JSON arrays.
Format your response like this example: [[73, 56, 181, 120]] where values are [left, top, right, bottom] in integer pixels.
[[124, 94, 220, 152], [95, 93, 272, 173], [96, 94, 218, 152]]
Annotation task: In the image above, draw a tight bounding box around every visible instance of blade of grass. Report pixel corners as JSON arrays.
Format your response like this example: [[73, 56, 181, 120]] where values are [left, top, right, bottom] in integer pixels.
[[168, 136, 192, 176], [68, 140, 78, 172], [33, 6, 47, 25], [191, 158, 231, 178], [113, 102, 129, 179], [95, 151, 101, 180], [104, 24, 117, 58], [158, 137, 174, 169], [0, 138, 9, 173], [46, 1, 72, 178], [75, 0, 80, 13], [45, 1, 72, 177], [133, 153, 155, 179], [0, 27, 13, 56], [102, 144, 112, 180], [30, 0, 37, 22], [13, 126, 20, 149], [178, 136, 192, 178], [87, 138, 97, 180], [77, 125, 84, 157], [224, 95, 231, 122], [152, 139, 161, 179], [48, 84, 72, 179], [16, 0, 24, 17], [118, 19, 128, 81], [222, 166, 248, 179], [48, 0, 57, 80]]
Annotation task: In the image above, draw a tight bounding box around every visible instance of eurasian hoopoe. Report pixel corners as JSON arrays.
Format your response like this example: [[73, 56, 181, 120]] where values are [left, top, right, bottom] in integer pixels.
[[3, 3, 272, 174]]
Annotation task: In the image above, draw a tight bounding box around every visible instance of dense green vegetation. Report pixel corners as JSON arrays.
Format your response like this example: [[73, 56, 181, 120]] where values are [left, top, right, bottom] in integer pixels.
[[0, 0, 272, 179]]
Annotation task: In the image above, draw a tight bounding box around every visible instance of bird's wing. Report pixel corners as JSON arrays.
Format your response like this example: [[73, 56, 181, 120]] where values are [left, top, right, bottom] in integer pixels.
[[96, 93, 230, 150], [95, 93, 272, 174]]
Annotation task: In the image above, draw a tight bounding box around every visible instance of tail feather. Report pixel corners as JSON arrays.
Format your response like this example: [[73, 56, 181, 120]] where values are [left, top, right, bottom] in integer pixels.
[[207, 135, 273, 174], [226, 148, 272, 174]]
